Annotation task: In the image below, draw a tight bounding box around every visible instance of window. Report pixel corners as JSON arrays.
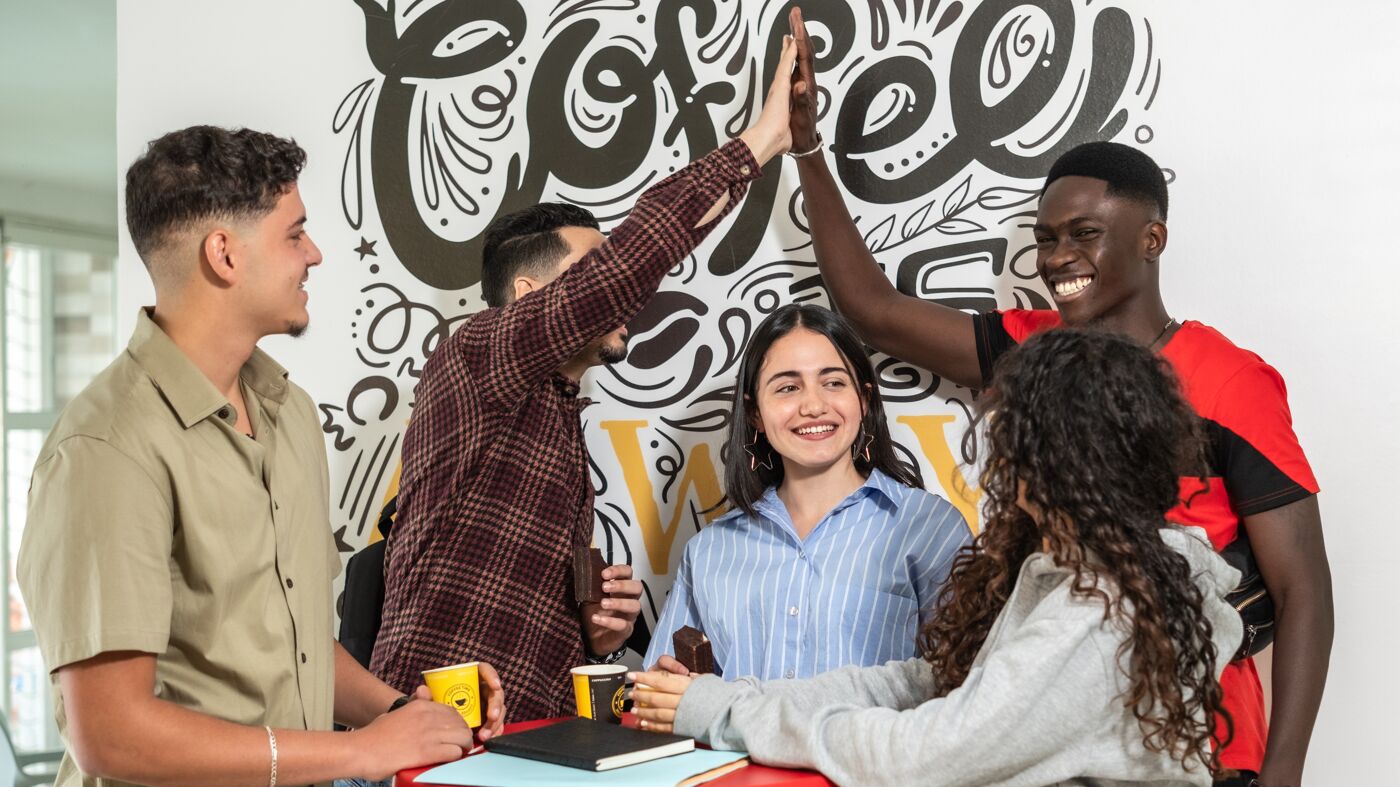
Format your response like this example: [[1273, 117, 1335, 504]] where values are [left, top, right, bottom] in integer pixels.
[[0, 218, 117, 752]]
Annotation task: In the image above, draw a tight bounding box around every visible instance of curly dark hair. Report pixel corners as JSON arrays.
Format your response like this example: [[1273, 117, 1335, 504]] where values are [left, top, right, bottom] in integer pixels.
[[125, 125, 306, 265], [721, 304, 921, 517], [916, 327, 1228, 774]]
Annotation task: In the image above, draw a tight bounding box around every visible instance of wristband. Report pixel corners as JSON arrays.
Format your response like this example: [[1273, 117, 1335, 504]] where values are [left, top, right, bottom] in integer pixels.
[[387, 694, 413, 713], [586, 645, 628, 665]]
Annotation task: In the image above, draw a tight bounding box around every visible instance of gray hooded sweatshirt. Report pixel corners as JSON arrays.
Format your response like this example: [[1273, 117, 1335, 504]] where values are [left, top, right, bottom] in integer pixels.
[[674, 527, 1243, 787]]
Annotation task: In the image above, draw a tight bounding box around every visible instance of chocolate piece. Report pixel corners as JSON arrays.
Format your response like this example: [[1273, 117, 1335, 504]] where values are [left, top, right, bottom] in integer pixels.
[[672, 625, 714, 674], [573, 546, 606, 604]]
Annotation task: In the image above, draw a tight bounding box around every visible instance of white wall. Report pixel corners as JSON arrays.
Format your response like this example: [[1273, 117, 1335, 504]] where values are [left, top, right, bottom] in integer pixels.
[[116, 1, 1397, 779], [1152, 3, 1399, 779]]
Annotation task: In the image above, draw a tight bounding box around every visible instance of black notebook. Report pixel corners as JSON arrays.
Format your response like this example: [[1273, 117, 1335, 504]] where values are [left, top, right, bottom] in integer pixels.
[[484, 717, 695, 772]]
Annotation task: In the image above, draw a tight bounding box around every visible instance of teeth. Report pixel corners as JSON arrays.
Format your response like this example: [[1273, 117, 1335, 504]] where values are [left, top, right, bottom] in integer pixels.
[[1054, 276, 1092, 297], [795, 424, 836, 435]]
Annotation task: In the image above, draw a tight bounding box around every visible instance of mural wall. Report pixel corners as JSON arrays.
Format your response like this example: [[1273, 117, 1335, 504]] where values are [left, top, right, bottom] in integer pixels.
[[316, 0, 1163, 654]]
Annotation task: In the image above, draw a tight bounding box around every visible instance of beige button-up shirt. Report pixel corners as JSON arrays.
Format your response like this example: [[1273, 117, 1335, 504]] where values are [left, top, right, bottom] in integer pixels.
[[18, 309, 338, 787]]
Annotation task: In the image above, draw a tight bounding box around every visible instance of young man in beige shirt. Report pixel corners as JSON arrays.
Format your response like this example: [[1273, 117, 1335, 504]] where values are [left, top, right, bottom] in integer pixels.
[[18, 125, 504, 787]]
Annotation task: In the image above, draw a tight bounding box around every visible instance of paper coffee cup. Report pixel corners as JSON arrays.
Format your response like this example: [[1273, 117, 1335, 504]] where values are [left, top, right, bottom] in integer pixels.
[[571, 664, 627, 724], [422, 661, 482, 727]]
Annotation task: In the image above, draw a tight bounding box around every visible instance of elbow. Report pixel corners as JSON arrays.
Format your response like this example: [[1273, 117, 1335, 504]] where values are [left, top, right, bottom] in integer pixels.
[[66, 729, 122, 782], [1273, 570, 1336, 646]]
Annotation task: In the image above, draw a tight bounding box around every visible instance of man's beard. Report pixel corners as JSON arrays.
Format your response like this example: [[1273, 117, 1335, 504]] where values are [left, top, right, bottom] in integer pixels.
[[597, 342, 627, 365], [287, 320, 308, 338]]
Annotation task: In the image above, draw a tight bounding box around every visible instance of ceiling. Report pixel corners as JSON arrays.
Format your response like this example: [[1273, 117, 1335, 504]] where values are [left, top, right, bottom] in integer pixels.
[[0, 0, 116, 195]]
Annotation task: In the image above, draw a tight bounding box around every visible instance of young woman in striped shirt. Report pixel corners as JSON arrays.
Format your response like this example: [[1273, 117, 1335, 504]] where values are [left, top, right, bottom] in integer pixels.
[[643, 304, 971, 680]]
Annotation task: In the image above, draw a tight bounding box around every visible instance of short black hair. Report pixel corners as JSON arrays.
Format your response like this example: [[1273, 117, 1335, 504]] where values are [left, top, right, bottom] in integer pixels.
[[1043, 141, 1168, 219], [125, 125, 306, 265], [480, 202, 601, 308]]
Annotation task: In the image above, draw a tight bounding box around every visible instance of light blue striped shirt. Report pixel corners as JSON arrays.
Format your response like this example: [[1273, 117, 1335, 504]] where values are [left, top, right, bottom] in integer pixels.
[[645, 469, 971, 680]]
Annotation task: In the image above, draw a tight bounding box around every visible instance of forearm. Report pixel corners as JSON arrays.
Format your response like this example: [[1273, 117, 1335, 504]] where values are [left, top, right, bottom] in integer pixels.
[[795, 153, 984, 387], [334, 641, 403, 728], [795, 154, 899, 329], [1259, 589, 1333, 783], [70, 696, 363, 787]]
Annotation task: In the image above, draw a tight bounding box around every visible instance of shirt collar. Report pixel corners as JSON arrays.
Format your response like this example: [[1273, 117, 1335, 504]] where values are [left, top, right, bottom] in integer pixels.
[[753, 468, 903, 522], [126, 308, 290, 429]]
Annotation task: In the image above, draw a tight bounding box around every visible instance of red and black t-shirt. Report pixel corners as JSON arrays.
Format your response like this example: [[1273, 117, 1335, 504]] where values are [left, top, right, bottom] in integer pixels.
[[973, 309, 1319, 772]]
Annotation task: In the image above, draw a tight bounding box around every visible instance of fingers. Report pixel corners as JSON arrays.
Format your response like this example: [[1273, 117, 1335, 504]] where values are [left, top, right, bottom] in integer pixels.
[[630, 687, 681, 711], [603, 578, 642, 598], [628, 669, 693, 694], [413, 684, 433, 701], [479, 662, 503, 691], [635, 707, 676, 734], [588, 612, 631, 632], [599, 596, 641, 617], [790, 7, 818, 93], [655, 654, 691, 676], [601, 564, 633, 581], [774, 34, 798, 89]]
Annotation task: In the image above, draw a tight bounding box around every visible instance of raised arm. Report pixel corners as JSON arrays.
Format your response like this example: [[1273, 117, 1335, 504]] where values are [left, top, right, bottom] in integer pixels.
[[789, 8, 983, 389], [467, 37, 799, 409]]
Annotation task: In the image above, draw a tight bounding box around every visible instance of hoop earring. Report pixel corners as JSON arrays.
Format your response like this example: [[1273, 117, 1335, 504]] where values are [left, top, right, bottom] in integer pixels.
[[744, 428, 775, 472]]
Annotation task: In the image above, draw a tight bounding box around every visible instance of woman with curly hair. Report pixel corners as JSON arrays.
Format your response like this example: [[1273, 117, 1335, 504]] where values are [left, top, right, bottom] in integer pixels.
[[632, 328, 1244, 786]]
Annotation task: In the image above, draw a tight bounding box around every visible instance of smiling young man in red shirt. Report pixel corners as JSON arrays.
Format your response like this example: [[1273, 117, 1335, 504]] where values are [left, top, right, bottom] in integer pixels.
[[784, 9, 1332, 785]]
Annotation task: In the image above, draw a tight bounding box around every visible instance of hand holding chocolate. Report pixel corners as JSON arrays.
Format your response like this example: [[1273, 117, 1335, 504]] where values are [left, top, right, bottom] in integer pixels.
[[573, 546, 607, 604], [671, 625, 714, 674]]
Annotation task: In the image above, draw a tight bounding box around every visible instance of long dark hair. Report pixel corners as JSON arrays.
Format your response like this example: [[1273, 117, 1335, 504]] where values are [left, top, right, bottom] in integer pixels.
[[916, 327, 1227, 774], [721, 304, 920, 517]]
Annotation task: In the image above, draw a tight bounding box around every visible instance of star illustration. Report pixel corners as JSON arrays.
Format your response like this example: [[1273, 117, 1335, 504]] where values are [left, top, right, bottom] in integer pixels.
[[354, 237, 378, 260]]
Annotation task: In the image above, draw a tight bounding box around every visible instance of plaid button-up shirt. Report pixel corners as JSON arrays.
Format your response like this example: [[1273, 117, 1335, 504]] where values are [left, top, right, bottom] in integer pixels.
[[372, 140, 761, 720]]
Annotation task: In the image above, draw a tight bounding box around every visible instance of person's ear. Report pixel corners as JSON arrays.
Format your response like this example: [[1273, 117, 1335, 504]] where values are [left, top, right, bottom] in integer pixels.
[[202, 229, 238, 285], [1144, 219, 1168, 264], [513, 276, 540, 301], [745, 394, 764, 434]]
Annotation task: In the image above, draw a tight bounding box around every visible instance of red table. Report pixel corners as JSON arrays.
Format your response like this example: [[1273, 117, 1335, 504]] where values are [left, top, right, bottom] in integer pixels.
[[396, 715, 832, 786]]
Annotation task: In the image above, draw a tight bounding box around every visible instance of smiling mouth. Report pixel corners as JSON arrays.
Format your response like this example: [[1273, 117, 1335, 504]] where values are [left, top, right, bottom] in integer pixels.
[[793, 424, 837, 439], [1052, 275, 1093, 300]]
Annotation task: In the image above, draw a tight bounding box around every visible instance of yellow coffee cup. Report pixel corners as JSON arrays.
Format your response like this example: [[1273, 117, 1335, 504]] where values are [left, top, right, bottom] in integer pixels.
[[571, 664, 627, 724], [422, 661, 482, 727]]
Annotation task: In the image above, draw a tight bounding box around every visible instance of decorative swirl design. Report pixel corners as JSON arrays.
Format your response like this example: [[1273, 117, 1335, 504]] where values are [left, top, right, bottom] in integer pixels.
[[327, 0, 1166, 635]]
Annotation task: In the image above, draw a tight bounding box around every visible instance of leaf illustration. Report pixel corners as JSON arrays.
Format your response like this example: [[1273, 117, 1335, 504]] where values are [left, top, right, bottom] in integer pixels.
[[976, 186, 1041, 210], [942, 174, 972, 217], [936, 217, 986, 235], [902, 199, 938, 239], [863, 214, 897, 252]]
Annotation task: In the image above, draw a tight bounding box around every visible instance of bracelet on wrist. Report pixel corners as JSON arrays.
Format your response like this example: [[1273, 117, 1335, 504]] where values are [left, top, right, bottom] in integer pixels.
[[787, 131, 823, 159], [387, 694, 413, 713], [264, 725, 278, 787]]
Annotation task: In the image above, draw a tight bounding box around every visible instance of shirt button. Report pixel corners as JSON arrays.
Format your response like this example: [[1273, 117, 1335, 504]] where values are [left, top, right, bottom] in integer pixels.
[[300, 653, 308, 664], [217, 407, 230, 419], [739, 164, 752, 176], [788, 606, 799, 617], [785, 670, 795, 679], [285, 577, 294, 589]]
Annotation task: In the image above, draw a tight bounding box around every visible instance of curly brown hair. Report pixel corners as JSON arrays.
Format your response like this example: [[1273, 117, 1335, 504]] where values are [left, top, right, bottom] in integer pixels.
[[917, 327, 1229, 774], [125, 125, 306, 263]]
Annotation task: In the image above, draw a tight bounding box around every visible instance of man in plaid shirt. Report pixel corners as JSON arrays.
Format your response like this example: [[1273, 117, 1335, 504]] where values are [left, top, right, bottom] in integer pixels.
[[372, 37, 802, 721]]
